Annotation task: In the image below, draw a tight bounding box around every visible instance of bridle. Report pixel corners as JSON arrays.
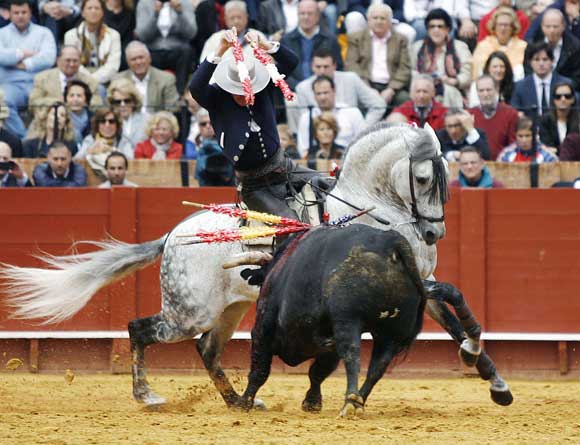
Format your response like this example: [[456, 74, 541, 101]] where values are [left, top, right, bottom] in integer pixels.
[[408, 154, 446, 224]]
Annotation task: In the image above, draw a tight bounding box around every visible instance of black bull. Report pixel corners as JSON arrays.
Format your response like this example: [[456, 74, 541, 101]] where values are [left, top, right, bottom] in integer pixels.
[[236, 224, 429, 416]]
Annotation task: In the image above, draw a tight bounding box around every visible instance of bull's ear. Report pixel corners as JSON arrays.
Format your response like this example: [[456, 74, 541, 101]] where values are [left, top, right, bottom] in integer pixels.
[[423, 123, 442, 155]]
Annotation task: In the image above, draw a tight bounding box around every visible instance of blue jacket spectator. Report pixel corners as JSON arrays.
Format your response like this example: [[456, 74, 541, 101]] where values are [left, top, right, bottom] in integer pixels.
[[280, 0, 343, 88], [0, 0, 56, 138], [33, 142, 87, 187]]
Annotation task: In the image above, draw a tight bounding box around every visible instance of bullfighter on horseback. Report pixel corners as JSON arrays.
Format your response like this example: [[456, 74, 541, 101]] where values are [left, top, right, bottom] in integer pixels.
[[189, 28, 319, 221]]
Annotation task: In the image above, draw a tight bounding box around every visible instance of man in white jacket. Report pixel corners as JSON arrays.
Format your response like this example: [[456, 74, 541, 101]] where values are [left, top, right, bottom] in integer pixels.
[[289, 46, 385, 133]]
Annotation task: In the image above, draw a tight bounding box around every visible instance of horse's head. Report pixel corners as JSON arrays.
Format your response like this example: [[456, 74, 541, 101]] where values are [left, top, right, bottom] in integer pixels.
[[389, 124, 449, 245], [340, 123, 449, 246]]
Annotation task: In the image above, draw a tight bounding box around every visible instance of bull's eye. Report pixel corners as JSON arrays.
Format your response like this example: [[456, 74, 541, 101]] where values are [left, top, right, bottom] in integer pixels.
[[416, 177, 428, 186]]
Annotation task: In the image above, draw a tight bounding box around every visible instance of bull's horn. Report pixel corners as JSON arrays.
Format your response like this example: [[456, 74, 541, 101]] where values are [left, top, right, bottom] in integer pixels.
[[222, 252, 273, 269]]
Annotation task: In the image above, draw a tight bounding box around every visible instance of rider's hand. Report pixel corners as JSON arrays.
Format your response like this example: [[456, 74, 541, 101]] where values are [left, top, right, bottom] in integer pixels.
[[245, 31, 272, 51], [216, 28, 237, 57]]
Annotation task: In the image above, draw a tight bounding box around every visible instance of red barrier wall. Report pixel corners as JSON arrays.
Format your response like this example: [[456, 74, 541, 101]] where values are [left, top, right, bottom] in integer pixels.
[[1, 188, 579, 373]]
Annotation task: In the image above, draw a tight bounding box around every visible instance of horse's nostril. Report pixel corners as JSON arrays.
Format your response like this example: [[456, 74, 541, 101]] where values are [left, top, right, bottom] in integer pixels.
[[425, 231, 437, 245]]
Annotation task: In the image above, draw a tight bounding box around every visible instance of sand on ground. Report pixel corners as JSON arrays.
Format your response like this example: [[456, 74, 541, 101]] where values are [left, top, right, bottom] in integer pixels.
[[0, 373, 579, 445]]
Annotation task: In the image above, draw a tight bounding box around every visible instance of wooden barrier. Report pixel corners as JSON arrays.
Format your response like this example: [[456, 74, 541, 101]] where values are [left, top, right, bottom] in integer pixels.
[[0, 188, 579, 374], [13, 158, 580, 189]]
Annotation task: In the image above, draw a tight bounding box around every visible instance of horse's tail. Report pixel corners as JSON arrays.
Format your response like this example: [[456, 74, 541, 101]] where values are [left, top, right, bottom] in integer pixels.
[[0, 236, 168, 324]]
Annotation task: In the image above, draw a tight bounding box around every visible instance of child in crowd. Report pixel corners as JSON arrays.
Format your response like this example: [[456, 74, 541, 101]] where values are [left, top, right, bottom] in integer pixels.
[[497, 116, 558, 163]]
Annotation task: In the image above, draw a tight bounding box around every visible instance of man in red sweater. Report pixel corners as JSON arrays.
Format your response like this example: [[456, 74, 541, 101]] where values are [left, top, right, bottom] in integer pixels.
[[391, 74, 447, 130], [468, 75, 519, 160]]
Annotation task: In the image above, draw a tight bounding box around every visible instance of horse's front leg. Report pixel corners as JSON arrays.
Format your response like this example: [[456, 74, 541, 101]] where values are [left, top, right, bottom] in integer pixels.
[[334, 321, 364, 418], [423, 280, 481, 366], [423, 281, 513, 406], [196, 301, 256, 409]]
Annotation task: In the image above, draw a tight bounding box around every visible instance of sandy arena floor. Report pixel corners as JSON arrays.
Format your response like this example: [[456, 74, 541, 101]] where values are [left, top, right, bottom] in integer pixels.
[[0, 372, 579, 445]]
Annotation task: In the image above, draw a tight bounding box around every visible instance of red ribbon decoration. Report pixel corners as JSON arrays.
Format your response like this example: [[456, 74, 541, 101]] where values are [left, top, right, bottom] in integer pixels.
[[231, 30, 255, 105], [253, 45, 296, 101]]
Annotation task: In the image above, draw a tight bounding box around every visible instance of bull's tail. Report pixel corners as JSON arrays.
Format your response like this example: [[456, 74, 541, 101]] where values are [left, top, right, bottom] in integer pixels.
[[0, 236, 167, 324]]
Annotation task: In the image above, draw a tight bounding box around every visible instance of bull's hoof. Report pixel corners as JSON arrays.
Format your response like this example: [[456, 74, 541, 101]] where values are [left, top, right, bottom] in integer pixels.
[[490, 388, 514, 406], [338, 394, 364, 418], [459, 338, 481, 367], [302, 390, 322, 413], [302, 399, 322, 413], [230, 397, 255, 412]]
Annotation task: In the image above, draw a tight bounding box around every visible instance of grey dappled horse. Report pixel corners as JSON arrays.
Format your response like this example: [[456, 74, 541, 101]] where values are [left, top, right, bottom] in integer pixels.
[[1, 123, 512, 408]]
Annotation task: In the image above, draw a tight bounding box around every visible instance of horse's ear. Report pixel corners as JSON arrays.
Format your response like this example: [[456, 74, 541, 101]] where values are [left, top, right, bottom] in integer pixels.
[[423, 123, 442, 155]]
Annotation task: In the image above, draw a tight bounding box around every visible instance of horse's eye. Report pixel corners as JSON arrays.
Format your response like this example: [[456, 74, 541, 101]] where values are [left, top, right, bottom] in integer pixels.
[[416, 177, 428, 185]]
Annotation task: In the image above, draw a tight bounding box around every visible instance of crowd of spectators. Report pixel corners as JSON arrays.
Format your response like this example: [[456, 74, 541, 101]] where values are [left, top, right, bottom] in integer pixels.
[[1, 0, 580, 190]]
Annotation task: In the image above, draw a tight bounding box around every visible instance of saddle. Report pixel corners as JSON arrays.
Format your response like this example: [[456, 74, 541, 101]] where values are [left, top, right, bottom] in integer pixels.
[[239, 176, 336, 250]]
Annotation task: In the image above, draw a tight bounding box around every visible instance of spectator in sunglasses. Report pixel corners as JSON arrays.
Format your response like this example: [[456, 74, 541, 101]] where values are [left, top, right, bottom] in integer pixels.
[[539, 80, 580, 155], [75, 107, 133, 178], [107, 78, 147, 146]]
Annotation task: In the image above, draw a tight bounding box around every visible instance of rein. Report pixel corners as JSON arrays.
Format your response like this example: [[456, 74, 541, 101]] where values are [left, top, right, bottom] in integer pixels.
[[290, 172, 392, 227]]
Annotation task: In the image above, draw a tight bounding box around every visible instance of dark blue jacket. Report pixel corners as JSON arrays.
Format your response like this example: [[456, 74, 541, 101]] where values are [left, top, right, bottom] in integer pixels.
[[525, 0, 580, 42], [280, 28, 342, 88], [510, 73, 573, 118], [189, 44, 298, 170], [32, 161, 87, 187]]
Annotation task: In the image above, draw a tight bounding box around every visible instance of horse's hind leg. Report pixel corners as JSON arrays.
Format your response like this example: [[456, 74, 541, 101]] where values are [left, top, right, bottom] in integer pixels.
[[302, 351, 340, 413], [359, 338, 396, 404], [128, 313, 190, 406], [196, 300, 253, 408]]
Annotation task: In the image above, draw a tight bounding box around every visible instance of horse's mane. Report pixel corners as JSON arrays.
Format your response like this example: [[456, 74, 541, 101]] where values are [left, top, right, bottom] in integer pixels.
[[344, 122, 449, 207]]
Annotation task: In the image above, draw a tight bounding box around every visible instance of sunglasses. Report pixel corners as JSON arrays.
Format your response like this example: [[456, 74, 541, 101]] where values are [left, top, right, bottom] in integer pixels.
[[99, 118, 117, 125], [111, 98, 133, 105], [199, 121, 211, 127], [554, 93, 574, 100]]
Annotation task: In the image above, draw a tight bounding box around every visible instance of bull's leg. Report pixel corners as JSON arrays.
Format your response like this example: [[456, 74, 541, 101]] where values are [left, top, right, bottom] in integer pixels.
[[359, 338, 396, 404], [196, 301, 262, 409], [236, 308, 277, 412], [128, 313, 191, 406], [423, 284, 513, 406], [334, 322, 364, 418], [424, 281, 482, 366], [302, 351, 340, 413]]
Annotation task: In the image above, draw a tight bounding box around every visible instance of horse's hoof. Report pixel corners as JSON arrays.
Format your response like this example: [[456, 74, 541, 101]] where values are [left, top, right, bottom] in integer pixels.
[[459, 338, 481, 367], [143, 393, 167, 407], [490, 388, 513, 406], [134, 388, 167, 407], [253, 398, 267, 411]]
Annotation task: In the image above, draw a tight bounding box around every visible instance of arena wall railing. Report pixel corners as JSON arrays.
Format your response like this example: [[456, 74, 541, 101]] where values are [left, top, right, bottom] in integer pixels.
[[0, 188, 579, 375]]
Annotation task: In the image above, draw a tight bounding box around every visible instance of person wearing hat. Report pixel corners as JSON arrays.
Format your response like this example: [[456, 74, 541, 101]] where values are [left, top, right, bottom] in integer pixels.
[[0, 89, 23, 158], [410, 8, 472, 109], [189, 28, 319, 220]]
